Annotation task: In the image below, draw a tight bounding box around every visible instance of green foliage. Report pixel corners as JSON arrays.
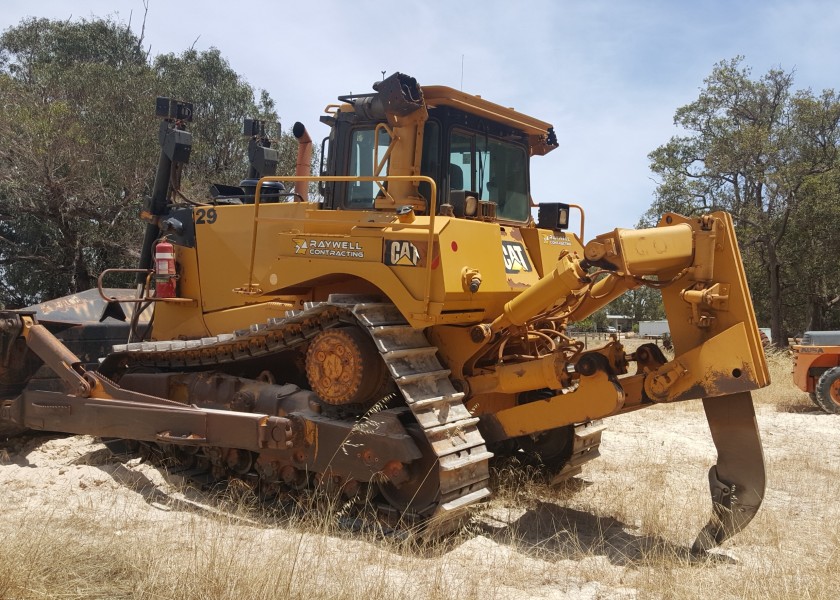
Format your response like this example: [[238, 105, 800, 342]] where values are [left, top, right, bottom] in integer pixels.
[[155, 48, 269, 191], [646, 57, 840, 343], [0, 16, 303, 307], [604, 286, 665, 324], [0, 17, 147, 77], [0, 17, 156, 305]]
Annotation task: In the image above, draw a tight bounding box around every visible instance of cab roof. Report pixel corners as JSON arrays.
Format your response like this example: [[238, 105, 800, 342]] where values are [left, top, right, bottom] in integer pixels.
[[421, 85, 558, 156]]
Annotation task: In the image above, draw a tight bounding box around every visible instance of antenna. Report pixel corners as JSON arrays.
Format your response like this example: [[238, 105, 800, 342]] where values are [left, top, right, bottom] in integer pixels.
[[460, 54, 464, 90], [381, 70, 386, 81]]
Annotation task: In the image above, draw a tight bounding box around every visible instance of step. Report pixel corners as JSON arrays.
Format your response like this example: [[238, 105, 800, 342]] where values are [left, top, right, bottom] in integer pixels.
[[398, 377, 460, 405], [407, 392, 465, 410], [439, 448, 494, 471], [384, 351, 443, 379], [381, 346, 439, 361], [424, 416, 480, 436], [439, 462, 491, 495], [430, 427, 489, 458]]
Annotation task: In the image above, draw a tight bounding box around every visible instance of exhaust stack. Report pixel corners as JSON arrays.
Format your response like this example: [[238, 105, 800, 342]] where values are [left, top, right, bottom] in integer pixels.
[[293, 122, 312, 202]]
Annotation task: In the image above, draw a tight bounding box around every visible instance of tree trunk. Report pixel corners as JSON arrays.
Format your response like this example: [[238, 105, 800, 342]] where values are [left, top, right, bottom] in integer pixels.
[[767, 239, 787, 346], [806, 295, 824, 332], [72, 241, 93, 293]]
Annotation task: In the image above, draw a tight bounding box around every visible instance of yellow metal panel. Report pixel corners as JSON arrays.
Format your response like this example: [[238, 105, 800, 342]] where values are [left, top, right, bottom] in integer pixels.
[[421, 85, 556, 155], [202, 302, 295, 334], [152, 246, 210, 340], [432, 219, 541, 319], [519, 227, 584, 278], [660, 212, 770, 389], [492, 371, 624, 436], [616, 223, 694, 276], [645, 322, 766, 401], [464, 392, 517, 417], [195, 202, 311, 313]]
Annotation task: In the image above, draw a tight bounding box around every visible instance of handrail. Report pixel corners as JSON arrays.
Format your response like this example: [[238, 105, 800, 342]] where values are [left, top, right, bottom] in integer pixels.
[[96, 268, 194, 304], [243, 175, 438, 320], [568, 203, 585, 242]]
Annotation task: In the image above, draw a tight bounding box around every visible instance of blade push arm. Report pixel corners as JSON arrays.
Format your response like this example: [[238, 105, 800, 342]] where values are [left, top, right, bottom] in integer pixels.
[[0, 313, 292, 452]]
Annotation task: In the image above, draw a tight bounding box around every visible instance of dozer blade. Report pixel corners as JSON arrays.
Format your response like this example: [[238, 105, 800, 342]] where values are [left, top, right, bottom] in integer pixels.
[[692, 391, 765, 553]]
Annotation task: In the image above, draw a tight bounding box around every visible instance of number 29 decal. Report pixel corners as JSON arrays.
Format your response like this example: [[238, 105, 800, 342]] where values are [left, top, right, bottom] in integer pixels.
[[194, 208, 218, 224]]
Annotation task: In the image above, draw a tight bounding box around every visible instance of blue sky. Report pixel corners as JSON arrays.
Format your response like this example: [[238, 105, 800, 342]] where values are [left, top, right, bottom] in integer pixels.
[[4, 0, 840, 236]]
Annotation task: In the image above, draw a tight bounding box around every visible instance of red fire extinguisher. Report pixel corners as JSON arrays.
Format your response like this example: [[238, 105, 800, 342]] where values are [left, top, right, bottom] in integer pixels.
[[154, 240, 177, 298]]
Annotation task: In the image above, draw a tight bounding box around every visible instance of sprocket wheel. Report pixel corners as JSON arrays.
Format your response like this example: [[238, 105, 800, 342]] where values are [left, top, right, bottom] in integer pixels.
[[305, 326, 390, 408]]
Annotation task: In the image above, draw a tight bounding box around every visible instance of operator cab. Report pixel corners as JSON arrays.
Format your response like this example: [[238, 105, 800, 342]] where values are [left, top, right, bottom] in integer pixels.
[[319, 74, 557, 226]]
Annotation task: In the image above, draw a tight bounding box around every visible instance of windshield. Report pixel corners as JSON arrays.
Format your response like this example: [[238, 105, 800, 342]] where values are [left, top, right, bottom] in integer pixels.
[[345, 128, 391, 209], [449, 130, 529, 221]]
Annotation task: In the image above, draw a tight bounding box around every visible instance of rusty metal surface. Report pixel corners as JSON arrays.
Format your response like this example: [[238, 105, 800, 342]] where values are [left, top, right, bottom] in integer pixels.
[[16, 384, 293, 453], [2, 301, 483, 533], [22, 317, 92, 396], [305, 327, 388, 406], [105, 299, 492, 529], [692, 391, 765, 552], [24, 288, 151, 325], [0, 312, 41, 399]]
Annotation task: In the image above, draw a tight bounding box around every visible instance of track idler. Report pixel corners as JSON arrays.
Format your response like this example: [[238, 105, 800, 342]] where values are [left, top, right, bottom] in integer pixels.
[[692, 391, 765, 553]]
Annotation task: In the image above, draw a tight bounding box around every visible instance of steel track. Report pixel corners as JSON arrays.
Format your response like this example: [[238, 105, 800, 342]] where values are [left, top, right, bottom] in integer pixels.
[[105, 297, 492, 534]]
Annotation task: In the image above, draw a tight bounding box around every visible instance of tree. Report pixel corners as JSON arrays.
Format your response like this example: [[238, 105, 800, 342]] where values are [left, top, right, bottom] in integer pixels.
[[0, 17, 157, 306], [0, 16, 306, 308], [153, 49, 313, 198], [646, 57, 840, 344], [781, 170, 840, 331], [604, 286, 665, 325]]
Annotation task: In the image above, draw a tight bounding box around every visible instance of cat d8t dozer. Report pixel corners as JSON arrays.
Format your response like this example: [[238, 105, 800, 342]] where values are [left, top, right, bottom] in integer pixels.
[[0, 73, 769, 549]]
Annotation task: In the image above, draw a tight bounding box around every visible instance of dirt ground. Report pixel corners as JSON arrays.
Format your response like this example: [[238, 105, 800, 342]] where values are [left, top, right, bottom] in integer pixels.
[[0, 352, 837, 599]]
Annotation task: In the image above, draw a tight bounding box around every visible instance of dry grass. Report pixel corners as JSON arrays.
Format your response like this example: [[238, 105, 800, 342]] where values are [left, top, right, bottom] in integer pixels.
[[0, 484, 542, 600], [0, 349, 837, 599]]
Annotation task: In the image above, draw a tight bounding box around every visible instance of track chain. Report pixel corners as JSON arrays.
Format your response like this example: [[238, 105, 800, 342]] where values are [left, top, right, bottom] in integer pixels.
[[549, 419, 606, 485], [352, 303, 492, 533], [107, 296, 492, 534]]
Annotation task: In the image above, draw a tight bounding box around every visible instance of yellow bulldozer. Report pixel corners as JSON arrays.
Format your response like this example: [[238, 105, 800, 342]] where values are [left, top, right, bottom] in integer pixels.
[[0, 73, 769, 551]]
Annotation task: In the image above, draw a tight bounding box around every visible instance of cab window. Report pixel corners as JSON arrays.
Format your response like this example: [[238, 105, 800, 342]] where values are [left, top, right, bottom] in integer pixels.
[[448, 130, 529, 221], [346, 128, 390, 208], [344, 123, 440, 211]]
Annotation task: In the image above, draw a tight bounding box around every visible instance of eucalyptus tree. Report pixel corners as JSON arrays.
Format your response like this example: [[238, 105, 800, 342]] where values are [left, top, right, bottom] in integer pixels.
[[646, 57, 840, 343], [0, 16, 298, 308]]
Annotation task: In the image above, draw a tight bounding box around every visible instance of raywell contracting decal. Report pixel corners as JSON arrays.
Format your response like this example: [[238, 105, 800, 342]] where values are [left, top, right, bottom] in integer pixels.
[[384, 240, 426, 267], [501, 241, 533, 273], [542, 233, 572, 247], [293, 238, 366, 259]]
